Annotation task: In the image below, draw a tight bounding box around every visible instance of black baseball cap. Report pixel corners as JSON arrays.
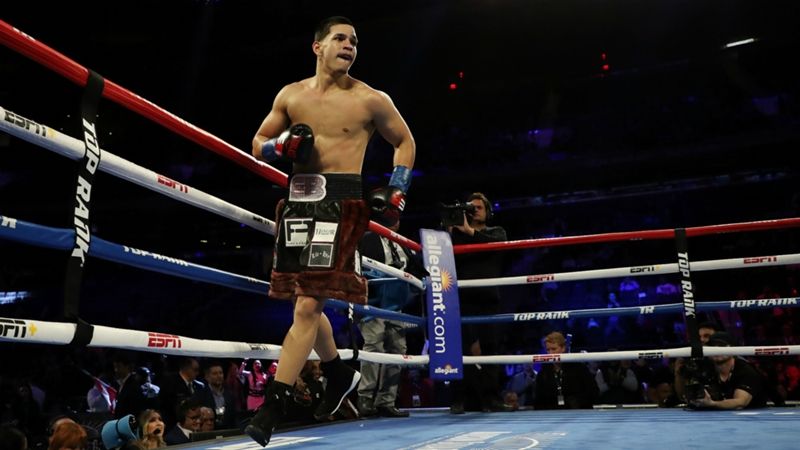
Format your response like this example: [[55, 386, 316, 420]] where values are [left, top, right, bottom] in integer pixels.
[[705, 331, 736, 347]]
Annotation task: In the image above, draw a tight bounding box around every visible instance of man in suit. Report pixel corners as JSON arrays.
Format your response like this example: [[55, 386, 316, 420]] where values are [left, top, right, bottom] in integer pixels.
[[112, 353, 145, 420], [356, 220, 426, 418], [158, 357, 204, 428], [163, 397, 203, 445], [194, 361, 238, 430]]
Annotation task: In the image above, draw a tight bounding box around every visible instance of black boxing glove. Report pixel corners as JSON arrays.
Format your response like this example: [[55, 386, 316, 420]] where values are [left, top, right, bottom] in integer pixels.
[[261, 124, 314, 164], [366, 165, 411, 227]]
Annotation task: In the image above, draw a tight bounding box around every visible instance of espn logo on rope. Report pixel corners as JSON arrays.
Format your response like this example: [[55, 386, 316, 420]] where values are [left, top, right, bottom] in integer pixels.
[[755, 347, 790, 356], [526, 274, 555, 283], [0, 319, 36, 339], [638, 351, 666, 359], [532, 354, 561, 363], [744, 256, 777, 265], [157, 175, 188, 194], [147, 333, 182, 348], [3, 110, 52, 138], [631, 265, 659, 274]]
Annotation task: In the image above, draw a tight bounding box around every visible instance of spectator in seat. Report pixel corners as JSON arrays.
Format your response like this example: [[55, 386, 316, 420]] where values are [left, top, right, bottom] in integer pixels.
[[534, 332, 598, 410], [131, 409, 166, 449], [113, 353, 146, 420], [158, 358, 203, 430], [398, 369, 434, 409], [506, 363, 536, 407], [284, 361, 325, 425], [199, 407, 215, 432], [47, 422, 87, 450], [163, 397, 202, 445], [595, 353, 640, 404], [238, 359, 268, 411], [134, 367, 160, 411], [194, 361, 238, 430]]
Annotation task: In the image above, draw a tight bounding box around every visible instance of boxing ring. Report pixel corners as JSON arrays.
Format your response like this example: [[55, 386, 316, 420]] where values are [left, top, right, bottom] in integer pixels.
[[2, 18, 800, 450]]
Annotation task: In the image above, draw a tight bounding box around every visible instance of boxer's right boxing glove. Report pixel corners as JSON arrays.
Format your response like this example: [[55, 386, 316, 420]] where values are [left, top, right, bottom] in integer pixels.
[[261, 124, 314, 164]]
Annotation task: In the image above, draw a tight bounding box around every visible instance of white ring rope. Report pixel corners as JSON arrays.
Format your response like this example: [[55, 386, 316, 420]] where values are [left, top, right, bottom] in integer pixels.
[[463, 345, 800, 365], [5, 315, 798, 366], [459, 253, 800, 288], [0, 105, 276, 234], [362, 255, 425, 290]]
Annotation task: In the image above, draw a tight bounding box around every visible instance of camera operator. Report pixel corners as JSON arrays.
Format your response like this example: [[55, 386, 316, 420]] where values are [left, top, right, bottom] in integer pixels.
[[673, 321, 721, 402], [446, 192, 512, 413], [683, 332, 767, 410]]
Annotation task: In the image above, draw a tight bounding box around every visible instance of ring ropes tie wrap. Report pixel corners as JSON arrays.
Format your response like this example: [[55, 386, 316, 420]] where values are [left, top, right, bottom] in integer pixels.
[[65, 69, 104, 347]]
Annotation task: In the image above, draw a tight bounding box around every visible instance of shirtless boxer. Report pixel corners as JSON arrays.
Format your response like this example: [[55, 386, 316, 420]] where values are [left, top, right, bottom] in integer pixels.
[[245, 16, 415, 446]]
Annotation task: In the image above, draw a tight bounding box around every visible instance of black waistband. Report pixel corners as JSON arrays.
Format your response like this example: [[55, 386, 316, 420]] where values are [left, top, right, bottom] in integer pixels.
[[289, 173, 362, 201]]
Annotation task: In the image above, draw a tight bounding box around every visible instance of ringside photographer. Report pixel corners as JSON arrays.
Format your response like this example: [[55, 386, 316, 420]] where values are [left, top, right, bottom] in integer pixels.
[[445, 192, 513, 414], [679, 332, 767, 410]]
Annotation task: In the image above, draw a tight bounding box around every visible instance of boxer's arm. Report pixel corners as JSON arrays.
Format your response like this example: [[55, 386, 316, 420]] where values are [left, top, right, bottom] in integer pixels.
[[252, 85, 293, 162], [372, 90, 415, 170]]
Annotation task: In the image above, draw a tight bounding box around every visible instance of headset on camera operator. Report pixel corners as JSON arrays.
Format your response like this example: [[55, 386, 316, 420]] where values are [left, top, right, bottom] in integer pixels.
[[678, 332, 767, 410], [444, 192, 513, 413]]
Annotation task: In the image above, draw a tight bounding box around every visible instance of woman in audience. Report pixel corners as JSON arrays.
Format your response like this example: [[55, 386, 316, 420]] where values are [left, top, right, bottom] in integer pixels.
[[239, 359, 268, 410], [131, 409, 166, 449], [48, 422, 87, 450]]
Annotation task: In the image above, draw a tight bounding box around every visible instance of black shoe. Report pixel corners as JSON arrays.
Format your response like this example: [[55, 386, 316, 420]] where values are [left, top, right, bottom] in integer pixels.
[[482, 398, 515, 412], [314, 368, 361, 420], [450, 403, 465, 415], [357, 396, 378, 417], [244, 382, 291, 447], [377, 405, 410, 418]]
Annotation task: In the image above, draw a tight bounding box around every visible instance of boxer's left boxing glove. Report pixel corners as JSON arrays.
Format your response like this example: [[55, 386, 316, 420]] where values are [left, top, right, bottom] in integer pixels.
[[261, 124, 314, 164], [366, 165, 411, 227]]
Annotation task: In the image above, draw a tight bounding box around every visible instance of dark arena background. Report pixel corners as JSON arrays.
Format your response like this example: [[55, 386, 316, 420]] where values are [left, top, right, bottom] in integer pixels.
[[2, 1, 800, 449]]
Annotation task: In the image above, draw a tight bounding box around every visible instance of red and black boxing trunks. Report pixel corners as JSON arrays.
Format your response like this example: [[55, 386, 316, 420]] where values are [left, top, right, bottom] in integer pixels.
[[269, 173, 371, 305]]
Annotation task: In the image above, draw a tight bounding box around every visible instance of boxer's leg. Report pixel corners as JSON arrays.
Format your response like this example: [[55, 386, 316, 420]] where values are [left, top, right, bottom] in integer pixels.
[[274, 295, 327, 385], [247, 295, 325, 446]]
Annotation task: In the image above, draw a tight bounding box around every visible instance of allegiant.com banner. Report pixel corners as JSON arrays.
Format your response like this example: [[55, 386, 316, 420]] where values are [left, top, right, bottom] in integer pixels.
[[420, 229, 463, 380]]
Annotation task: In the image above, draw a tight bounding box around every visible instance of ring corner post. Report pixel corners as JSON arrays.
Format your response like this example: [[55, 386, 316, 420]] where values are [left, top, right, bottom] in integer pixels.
[[420, 229, 463, 381]]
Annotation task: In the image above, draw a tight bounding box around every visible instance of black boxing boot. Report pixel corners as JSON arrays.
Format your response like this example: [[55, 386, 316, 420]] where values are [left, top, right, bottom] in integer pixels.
[[314, 355, 361, 420], [245, 380, 292, 447]]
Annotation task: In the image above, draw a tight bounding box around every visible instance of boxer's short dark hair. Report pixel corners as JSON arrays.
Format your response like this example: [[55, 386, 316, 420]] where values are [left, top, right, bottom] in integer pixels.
[[315, 16, 354, 42]]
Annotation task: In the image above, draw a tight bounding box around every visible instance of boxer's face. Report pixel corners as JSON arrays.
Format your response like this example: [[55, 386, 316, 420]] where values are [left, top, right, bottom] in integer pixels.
[[316, 24, 358, 73]]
